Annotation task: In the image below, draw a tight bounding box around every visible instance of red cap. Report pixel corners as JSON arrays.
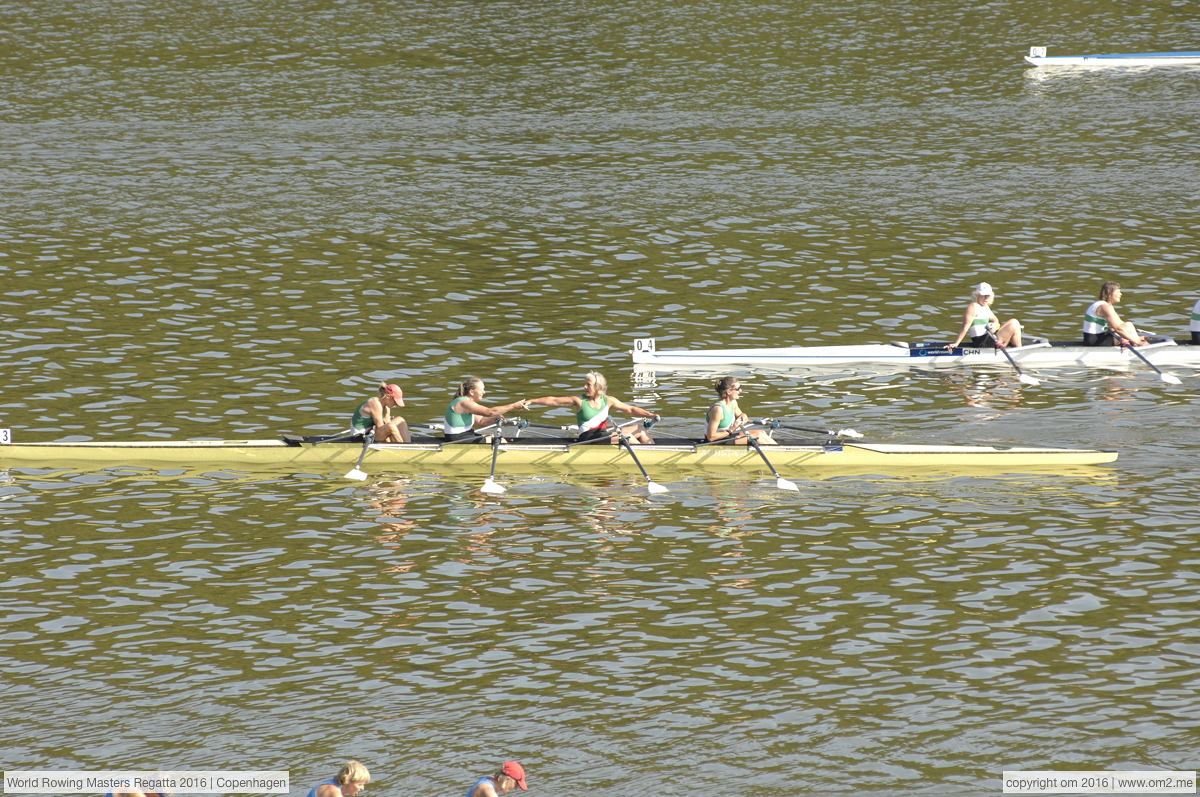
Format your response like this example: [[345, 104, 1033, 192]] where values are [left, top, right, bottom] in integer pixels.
[[502, 761, 527, 791], [382, 383, 405, 407]]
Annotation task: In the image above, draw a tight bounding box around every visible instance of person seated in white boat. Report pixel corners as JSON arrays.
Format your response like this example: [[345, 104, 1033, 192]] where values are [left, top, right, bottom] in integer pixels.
[[305, 760, 371, 797], [945, 281, 1023, 350], [465, 761, 528, 796], [703, 376, 777, 446], [1190, 296, 1200, 344], [1082, 281, 1148, 346], [444, 376, 531, 441], [527, 370, 660, 445], [351, 382, 411, 442]]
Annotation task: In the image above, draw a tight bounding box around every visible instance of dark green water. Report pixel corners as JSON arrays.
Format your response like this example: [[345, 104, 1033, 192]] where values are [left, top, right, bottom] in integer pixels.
[[2, 0, 1198, 794]]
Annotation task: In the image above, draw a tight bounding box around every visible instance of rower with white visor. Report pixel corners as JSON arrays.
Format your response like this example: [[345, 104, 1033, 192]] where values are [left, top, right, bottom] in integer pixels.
[[946, 281, 1023, 350]]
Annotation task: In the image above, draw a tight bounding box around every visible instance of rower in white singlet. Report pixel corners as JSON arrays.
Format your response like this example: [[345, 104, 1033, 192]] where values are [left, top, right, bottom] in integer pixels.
[[1082, 281, 1147, 346], [1189, 296, 1200, 344], [946, 281, 1022, 349]]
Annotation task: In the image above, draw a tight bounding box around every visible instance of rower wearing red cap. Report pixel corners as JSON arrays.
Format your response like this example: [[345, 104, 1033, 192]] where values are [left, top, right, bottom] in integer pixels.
[[351, 383, 411, 443], [465, 761, 528, 796]]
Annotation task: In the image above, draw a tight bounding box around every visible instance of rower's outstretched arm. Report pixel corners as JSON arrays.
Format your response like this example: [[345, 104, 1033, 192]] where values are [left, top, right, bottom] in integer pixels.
[[457, 397, 530, 419], [527, 395, 582, 409], [607, 396, 660, 420]]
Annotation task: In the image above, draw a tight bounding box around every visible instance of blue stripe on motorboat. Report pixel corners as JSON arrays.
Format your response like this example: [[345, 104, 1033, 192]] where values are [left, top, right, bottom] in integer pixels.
[[1078, 51, 1200, 58]]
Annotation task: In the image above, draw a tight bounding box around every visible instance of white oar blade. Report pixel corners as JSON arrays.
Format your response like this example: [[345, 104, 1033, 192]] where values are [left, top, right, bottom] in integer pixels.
[[481, 478, 506, 494], [344, 468, 368, 481], [1019, 373, 1041, 386], [647, 481, 669, 495], [1161, 373, 1182, 385], [776, 477, 799, 492], [837, 428, 864, 439]]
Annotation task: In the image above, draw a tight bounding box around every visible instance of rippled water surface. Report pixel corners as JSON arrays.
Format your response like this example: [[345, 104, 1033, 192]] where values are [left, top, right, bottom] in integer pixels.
[[2, 0, 1199, 794]]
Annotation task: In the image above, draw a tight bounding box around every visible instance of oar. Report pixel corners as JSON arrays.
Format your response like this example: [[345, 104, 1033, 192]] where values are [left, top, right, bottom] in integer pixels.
[[511, 418, 579, 432], [985, 329, 1040, 386], [315, 431, 364, 444], [613, 424, 668, 495], [755, 419, 864, 439], [746, 436, 799, 492], [691, 418, 766, 448], [481, 420, 506, 494], [1119, 338, 1182, 384], [344, 432, 375, 480]]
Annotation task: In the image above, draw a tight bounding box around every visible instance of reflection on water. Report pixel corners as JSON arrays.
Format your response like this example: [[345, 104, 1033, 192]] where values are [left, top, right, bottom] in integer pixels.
[[3, 0, 1200, 792]]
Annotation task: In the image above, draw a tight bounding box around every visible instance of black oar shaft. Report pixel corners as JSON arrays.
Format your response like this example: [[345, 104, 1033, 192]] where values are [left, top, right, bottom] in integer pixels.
[[987, 330, 1029, 377], [619, 436, 654, 483], [1122, 340, 1179, 382], [610, 423, 666, 493], [776, 423, 836, 436], [746, 436, 783, 478], [487, 431, 502, 479], [352, 433, 374, 470]]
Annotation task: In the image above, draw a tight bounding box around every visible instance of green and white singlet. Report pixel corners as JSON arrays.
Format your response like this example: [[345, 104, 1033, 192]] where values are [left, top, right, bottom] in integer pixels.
[[1083, 300, 1111, 335], [577, 394, 610, 432], [444, 397, 475, 435]]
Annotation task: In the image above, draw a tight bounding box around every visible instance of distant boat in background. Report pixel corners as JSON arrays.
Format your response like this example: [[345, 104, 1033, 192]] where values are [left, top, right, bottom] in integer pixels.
[[1025, 46, 1200, 67]]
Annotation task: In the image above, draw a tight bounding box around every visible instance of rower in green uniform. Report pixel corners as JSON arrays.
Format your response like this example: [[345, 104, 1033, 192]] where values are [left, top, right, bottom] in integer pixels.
[[444, 376, 530, 441], [703, 376, 776, 445], [352, 383, 410, 442], [528, 371, 660, 444]]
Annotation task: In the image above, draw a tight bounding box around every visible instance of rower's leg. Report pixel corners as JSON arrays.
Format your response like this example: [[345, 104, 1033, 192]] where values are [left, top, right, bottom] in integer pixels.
[[374, 418, 410, 443], [627, 423, 655, 445], [749, 429, 777, 446], [1117, 321, 1145, 346], [998, 319, 1022, 347]]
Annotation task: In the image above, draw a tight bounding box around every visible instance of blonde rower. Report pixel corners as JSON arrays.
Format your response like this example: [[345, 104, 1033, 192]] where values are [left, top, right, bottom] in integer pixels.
[[351, 383, 410, 443], [1083, 281, 1147, 346], [704, 376, 776, 445], [528, 371, 660, 445], [444, 376, 530, 442], [305, 761, 371, 797], [947, 281, 1022, 349]]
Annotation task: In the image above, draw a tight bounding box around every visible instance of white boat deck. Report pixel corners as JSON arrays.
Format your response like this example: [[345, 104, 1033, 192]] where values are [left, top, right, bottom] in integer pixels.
[[630, 337, 1200, 370]]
